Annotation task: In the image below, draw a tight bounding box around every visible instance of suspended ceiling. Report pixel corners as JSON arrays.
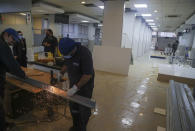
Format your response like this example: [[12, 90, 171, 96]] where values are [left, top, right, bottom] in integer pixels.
[[127, 0, 195, 32], [35, 0, 195, 32]]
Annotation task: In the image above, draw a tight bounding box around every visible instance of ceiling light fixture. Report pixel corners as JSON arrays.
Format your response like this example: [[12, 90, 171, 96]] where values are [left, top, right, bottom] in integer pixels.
[[81, 1, 86, 4], [146, 19, 154, 22], [98, 24, 103, 27], [98, 6, 104, 9], [141, 14, 152, 17], [148, 23, 156, 26], [82, 20, 89, 23], [20, 13, 26, 16], [153, 28, 158, 30], [154, 10, 158, 13], [134, 4, 147, 8], [34, 10, 46, 13], [151, 26, 157, 28]]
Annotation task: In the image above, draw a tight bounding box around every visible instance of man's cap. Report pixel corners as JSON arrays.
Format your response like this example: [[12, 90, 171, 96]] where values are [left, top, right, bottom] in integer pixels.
[[3, 28, 19, 41], [59, 37, 77, 55]]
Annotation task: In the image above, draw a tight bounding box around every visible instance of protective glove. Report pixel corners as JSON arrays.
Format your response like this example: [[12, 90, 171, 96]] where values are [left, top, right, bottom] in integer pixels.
[[67, 85, 79, 96]]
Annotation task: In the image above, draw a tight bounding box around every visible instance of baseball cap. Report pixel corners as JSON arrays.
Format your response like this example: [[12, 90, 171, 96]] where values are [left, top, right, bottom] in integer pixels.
[[3, 28, 20, 42], [59, 38, 77, 55]]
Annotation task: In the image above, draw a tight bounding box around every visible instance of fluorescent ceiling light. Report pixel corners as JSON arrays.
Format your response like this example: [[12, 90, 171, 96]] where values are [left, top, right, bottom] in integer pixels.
[[151, 26, 157, 28], [152, 27, 158, 30], [81, 1, 86, 4], [34, 10, 46, 13], [98, 24, 103, 27], [82, 20, 89, 23], [141, 14, 152, 17], [98, 6, 104, 9], [148, 23, 155, 26], [20, 13, 26, 16], [146, 19, 154, 22], [134, 4, 147, 8], [154, 10, 158, 13]]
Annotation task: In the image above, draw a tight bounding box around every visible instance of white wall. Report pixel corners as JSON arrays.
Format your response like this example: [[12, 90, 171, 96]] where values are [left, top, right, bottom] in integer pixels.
[[147, 28, 152, 51], [137, 22, 145, 57], [190, 32, 195, 58], [122, 13, 152, 59], [179, 30, 195, 47], [122, 12, 136, 48], [132, 18, 142, 58]]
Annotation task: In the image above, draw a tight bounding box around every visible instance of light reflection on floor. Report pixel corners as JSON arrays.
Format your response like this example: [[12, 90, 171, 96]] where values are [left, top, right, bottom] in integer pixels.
[[121, 118, 133, 126]]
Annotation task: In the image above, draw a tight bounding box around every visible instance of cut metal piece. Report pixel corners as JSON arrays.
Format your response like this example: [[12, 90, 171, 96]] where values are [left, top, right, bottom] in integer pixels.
[[167, 80, 195, 131], [7, 73, 96, 109]]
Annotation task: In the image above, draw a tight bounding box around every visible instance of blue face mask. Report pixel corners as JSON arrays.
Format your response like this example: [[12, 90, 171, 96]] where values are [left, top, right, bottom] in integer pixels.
[[18, 35, 23, 40], [64, 55, 72, 59]]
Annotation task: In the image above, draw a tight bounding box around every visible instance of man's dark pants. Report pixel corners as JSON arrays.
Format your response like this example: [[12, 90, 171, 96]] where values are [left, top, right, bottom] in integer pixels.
[[0, 93, 5, 131], [69, 87, 93, 131]]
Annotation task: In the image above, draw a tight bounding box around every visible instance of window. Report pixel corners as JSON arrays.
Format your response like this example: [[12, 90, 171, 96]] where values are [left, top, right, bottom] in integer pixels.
[[158, 32, 176, 37], [42, 18, 49, 29]]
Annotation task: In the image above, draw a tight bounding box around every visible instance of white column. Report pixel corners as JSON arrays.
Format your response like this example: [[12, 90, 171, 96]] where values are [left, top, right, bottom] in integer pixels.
[[93, 0, 131, 75], [102, 0, 124, 47], [88, 24, 95, 52]]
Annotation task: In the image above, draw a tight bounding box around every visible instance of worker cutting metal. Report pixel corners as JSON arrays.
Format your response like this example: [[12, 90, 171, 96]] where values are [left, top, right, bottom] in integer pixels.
[[59, 38, 95, 131], [0, 28, 26, 131]]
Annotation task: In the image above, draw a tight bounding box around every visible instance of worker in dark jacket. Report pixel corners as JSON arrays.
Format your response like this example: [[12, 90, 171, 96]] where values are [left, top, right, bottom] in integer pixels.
[[42, 29, 58, 56], [172, 40, 179, 56], [59, 38, 94, 131], [0, 28, 26, 131], [13, 31, 27, 67]]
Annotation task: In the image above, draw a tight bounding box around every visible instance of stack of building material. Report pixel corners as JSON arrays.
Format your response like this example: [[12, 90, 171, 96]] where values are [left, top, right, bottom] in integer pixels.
[[167, 80, 195, 131], [157, 64, 195, 86]]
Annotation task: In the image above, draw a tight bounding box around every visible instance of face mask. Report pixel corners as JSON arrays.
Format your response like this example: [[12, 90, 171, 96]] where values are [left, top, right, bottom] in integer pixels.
[[64, 55, 72, 59], [18, 35, 23, 39]]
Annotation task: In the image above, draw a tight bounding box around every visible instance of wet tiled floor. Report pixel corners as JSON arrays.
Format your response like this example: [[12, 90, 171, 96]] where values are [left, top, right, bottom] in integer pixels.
[[12, 51, 168, 131]]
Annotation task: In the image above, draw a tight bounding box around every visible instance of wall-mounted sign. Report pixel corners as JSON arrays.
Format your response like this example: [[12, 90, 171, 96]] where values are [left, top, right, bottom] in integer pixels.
[[26, 12, 31, 24]]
